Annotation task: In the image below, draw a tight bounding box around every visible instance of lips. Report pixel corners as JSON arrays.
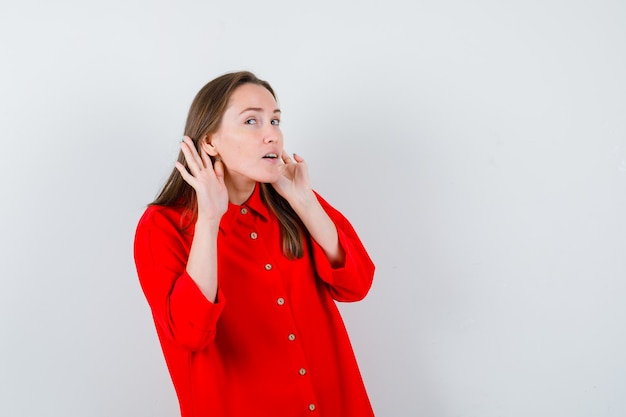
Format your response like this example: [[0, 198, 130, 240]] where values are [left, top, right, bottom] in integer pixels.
[[263, 153, 279, 159]]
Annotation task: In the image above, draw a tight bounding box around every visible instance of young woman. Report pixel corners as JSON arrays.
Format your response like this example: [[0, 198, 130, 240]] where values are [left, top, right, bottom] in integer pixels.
[[134, 71, 375, 417]]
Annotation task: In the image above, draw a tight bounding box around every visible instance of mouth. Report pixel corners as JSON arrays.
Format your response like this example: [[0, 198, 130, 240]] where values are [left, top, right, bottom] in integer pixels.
[[262, 153, 279, 159]]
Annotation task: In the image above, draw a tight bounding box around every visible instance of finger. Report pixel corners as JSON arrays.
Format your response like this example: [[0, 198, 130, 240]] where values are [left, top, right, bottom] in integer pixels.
[[292, 152, 305, 163], [199, 146, 216, 173], [181, 136, 203, 171], [281, 150, 292, 165], [180, 140, 197, 172], [213, 158, 225, 182], [175, 161, 196, 186]]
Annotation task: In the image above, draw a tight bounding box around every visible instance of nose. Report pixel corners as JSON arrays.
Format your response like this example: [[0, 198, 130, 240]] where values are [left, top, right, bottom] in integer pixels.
[[263, 118, 282, 143], [263, 128, 281, 144]]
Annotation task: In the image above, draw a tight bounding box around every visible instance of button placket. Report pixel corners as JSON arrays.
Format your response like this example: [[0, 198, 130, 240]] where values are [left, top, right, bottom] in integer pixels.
[[235, 196, 319, 412], [262, 252, 316, 413]]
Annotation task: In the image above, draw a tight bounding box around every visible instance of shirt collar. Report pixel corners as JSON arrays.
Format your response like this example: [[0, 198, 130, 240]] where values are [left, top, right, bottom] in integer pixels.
[[219, 183, 270, 233]]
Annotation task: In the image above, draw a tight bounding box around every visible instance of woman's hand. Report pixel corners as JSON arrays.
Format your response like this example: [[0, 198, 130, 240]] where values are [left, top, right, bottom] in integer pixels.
[[175, 136, 228, 224], [273, 151, 345, 266], [272, 151, 314, 206], [174, 136, 225, 303]]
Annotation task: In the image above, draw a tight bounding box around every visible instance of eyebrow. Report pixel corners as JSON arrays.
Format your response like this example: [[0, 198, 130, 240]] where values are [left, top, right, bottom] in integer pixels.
[[239, 107, 281, 115]]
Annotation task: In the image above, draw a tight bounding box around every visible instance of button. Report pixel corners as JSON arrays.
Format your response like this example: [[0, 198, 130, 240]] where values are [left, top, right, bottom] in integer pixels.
[[250, 232, 258, 239], [277, 297, 285, 305], [240, 207, 248, 215], [308, 404, 316, 411], [288, 333, 296, 341], [264, 263, 272, 271], [299, 368, 307, 376]]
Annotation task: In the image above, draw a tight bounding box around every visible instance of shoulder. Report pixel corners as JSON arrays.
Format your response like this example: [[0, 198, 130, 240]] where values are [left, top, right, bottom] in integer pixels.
[[138, 204, 181, 225], [136, 204, 191, 237]]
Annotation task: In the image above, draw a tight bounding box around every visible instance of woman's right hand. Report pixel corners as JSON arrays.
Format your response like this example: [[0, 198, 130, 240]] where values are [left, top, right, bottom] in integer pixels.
[[175, 136, 229, 224]]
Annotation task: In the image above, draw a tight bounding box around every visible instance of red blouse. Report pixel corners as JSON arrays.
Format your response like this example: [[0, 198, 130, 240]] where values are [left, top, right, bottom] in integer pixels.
[[134, 184, 375, 417]]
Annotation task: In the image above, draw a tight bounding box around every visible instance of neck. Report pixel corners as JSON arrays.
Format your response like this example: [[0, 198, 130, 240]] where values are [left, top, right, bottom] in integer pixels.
[[225, 175, 256, 205]]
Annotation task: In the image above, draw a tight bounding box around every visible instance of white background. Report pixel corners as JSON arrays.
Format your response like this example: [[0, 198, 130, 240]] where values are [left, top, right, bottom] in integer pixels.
[[1, 0, 625, 416]]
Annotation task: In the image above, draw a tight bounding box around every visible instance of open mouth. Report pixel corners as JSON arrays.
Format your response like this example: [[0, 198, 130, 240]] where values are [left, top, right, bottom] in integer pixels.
[[263, 153, 279, 159]]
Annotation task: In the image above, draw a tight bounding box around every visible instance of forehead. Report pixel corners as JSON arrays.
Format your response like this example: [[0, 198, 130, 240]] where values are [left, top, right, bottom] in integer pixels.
[[227, 83, 277, 110]]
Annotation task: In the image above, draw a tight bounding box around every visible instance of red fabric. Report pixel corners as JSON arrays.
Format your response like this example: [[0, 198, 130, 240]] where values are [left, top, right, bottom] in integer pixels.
[[134, 184, 375, 417]]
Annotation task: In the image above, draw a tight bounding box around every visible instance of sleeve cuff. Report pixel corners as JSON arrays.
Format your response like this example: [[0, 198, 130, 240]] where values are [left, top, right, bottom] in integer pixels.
[[170, 271, 226, 334], [310, 228, 352, 286]]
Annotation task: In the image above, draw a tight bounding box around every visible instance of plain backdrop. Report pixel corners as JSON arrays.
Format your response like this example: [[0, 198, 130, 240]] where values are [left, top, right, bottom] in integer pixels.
[[1, 0, 625, 416]]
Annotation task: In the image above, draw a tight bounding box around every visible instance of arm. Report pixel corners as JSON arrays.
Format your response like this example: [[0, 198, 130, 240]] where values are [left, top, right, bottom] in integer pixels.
[[273, 152, 375, 301], [134, 207, 226, 351], [175, 136, 229, 303], [133, 137, 229, 351], [287, 188, 345, 268], [308, 192, 375, 302]]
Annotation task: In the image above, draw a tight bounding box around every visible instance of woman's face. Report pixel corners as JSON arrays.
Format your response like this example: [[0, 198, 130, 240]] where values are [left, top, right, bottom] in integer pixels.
[[203, 83, 284, 198]]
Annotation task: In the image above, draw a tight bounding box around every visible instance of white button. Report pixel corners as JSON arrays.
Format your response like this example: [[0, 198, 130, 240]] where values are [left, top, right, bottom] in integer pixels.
[[240, 207, 248, 215], [277, 297, 285, 305], [264, 263, 272, 271], [308, 404, 316, 411], [299, 368, 307, 376], [250, 232, 258, 239], [288, 333, 296, 341]]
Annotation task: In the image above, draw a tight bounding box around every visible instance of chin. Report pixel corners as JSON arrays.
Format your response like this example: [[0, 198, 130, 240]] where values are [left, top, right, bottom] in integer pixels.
[[252, 169, 281, 184], [257, 173, 281, 184], [225, 166, 279, 186]]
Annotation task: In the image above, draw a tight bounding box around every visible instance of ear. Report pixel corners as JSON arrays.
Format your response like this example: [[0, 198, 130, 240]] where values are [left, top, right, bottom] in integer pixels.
[[200, 135, 219, 157]]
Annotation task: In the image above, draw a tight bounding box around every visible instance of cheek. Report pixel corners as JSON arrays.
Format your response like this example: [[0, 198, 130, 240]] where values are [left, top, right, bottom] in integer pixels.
[[219, 145, 253, 169]]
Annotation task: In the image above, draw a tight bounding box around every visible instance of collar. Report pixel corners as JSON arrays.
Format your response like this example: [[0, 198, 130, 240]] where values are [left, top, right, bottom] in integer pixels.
[[219, 183, 270, 234]]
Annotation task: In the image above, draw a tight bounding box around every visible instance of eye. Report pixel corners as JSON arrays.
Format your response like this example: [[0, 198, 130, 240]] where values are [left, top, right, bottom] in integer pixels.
[[271, 119, 281, 126], [245, 118, 257, 125]]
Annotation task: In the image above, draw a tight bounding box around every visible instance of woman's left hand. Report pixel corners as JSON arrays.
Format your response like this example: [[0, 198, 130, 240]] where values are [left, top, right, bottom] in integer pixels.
[[272, 151, 314, 205], [272, 150, 345, 266]]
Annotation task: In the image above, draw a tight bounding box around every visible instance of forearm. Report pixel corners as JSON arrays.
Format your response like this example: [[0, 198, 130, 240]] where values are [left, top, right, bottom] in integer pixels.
[[291, 190, 345, 267], [186, 217, 220, 303]]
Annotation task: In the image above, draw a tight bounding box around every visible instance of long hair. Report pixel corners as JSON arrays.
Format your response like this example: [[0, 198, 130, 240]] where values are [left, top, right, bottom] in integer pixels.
[[151, 71, 304, 258]]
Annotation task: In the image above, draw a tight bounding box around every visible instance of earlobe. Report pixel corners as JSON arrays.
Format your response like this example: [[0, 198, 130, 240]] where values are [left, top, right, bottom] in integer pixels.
[[201, 135, 219, 156]]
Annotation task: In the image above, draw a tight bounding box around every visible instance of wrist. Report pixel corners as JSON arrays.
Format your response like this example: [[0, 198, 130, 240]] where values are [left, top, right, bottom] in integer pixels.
[[288, 188, 316, 212], [195, 213, 222, 232]]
